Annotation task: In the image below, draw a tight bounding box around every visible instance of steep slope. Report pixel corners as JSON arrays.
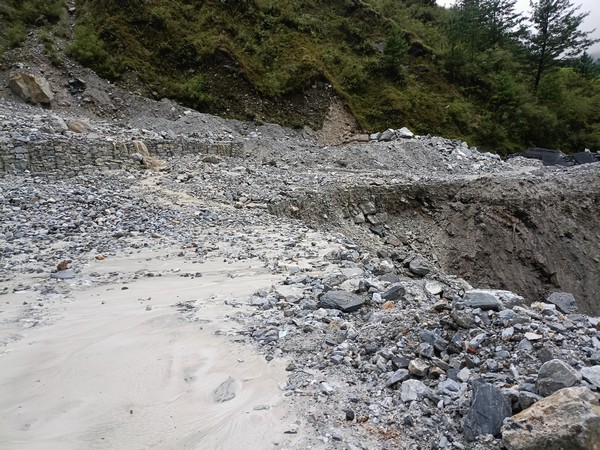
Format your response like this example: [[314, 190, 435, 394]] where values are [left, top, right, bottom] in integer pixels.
[[70, 0, 461, 135]]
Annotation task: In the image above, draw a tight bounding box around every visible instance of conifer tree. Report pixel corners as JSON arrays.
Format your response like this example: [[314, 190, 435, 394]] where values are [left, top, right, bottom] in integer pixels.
[[529, 0, 598, 90]]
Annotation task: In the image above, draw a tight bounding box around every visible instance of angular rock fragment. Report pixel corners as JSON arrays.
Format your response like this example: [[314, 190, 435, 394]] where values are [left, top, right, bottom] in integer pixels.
[[502, 387, 600, 450], [546, 292, 578, 314], [580, 365, 600, 389], [381, 284, 406, 301], [536, 359, 582, 397], [9, 72, 54, 104], [409, 257, 433, 276], [400, 379, 432, 402], [462, 380, 511, 441], [318, 290, 364, 312], [214, 377, 236, 403], [464, 289, 504, 311]]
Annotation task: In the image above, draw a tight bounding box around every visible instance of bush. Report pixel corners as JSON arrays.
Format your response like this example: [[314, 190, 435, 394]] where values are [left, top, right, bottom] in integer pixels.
[[69, 25, 121, 79]]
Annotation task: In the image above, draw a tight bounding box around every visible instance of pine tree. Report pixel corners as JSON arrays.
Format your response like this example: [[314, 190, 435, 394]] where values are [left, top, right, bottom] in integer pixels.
[[529, 0, 599, 91]]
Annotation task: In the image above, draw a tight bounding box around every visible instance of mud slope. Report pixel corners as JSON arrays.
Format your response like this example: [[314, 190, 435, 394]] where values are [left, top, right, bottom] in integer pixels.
[[269, 167, 600, 315]]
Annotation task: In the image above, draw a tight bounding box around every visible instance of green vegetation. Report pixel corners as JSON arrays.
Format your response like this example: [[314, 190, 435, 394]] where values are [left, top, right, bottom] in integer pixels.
[[5, 0, 599, 153], [0, 0, 66, 54]]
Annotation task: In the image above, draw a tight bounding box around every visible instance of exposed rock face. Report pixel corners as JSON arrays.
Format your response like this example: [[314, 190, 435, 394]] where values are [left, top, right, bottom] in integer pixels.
[[462, 380, 511, 441], [8, 72, 54, 104], [502, 387, 600, 450], [536, 359, 582, 397]]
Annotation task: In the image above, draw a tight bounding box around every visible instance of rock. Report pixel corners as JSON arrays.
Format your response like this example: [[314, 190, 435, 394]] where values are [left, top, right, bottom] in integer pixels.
[[462, 380, 511, 441], [546, 292, 578, 314], [400, 379, 431, 402], [536, 359, 582, 397], [8, 72, 54, 104], [580, 365, 600, 388], [379, 129, 396, 141], [502, 387, 600, 450], [381, 284, 406, 301], [318, 290, 365, 312], [321, 382, 335, 395], [409, 257, 433, 276], [359, 202, 377, 215], [50, 269, 76, 279], [56, 260, 71, 271], [463, 289, 504, 311], [66, 119, 90, 133], [214, 377, 236, 403], [451, 310, 475, 328], [397, 127, 414, 138], [408, 358, 430, 377], [425, 280, 444, 295], [385, 369, 410, 387]]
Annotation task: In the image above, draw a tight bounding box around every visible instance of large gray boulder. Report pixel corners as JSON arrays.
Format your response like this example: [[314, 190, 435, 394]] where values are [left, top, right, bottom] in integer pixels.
[[536, 359, 582, 397], [8, 72, 54, 104], [463, 289, 524, 311], [462, 380, 511, 441], [502, 387, 600, 450], [318, 290, 365, 312], [546, 292, 578, 314]]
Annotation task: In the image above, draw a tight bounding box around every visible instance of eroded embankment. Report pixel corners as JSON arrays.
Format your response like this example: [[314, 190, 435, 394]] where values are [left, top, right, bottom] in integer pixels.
[[269, 168, 600, 315]]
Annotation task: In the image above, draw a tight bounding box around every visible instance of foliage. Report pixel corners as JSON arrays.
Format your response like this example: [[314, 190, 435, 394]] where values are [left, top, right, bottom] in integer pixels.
[[528, 0, 599, 90], [65, 0, 600, 153]]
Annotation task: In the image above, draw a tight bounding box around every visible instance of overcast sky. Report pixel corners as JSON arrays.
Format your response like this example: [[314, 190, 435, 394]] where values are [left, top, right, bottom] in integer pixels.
[[441, 0, 600, 57]]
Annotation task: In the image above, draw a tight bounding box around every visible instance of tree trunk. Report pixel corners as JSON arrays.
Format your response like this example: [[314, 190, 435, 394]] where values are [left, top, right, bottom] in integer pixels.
[[534, 41, 547, 92]]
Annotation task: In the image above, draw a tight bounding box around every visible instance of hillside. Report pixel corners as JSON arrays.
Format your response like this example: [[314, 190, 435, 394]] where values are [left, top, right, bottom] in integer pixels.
[[1, 0, 600, 152]]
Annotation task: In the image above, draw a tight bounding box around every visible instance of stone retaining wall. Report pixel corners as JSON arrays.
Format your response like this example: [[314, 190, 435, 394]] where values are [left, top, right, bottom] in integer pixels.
[[0, 136, 244, 174]]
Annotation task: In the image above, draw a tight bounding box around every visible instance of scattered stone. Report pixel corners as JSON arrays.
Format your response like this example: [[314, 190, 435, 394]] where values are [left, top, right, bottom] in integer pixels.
[[536, 359, 582, 397], [462, 380, 511, 441], [580, 365, 600, 388], [318, 290, 364, 313], [547, 292, 578, 314], [409, 257, 433, 277], [463, 290, 504, 311], [401, 379, 432, 402], [381, 284, 406, 301], [214, 377, 236, 403]]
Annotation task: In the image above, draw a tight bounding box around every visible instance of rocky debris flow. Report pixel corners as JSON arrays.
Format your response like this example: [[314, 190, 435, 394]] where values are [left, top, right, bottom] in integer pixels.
[[2, 87, 600, 449], [236, 230, 600, 449]]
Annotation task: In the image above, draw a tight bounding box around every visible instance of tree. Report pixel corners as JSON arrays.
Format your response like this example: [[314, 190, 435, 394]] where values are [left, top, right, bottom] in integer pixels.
[[528, 0, 599, 91]]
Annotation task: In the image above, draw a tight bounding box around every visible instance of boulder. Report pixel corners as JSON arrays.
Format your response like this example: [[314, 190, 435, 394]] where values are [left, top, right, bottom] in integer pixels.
[[536, 359, 582, 397], [580, 365, 600, 389], [464, 290, 503, 311], [318, 290, 364, 313], [8, 72, 54, 104], [382, 284, 406, 301], [502, 387, 600, 450], [462, 380, 512, 441], [66, 119, 90, 133], [397, 127, 414, 138], [400, 379, 432, 402], [379, 129, 396, 141], [409, 257, 433, 277], [546, 292, 578, 314]]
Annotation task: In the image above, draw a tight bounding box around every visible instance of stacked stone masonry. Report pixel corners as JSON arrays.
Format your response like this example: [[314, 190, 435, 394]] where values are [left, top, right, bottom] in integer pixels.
[[0, 136, 243, 174]]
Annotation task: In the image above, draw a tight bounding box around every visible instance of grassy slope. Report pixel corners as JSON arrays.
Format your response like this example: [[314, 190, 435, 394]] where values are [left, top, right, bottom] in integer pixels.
[[71, 0, 471, 138]]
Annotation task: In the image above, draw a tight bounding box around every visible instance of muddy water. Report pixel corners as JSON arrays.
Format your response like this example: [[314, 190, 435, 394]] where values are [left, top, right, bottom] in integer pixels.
[[0, 252, 301, 450]]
